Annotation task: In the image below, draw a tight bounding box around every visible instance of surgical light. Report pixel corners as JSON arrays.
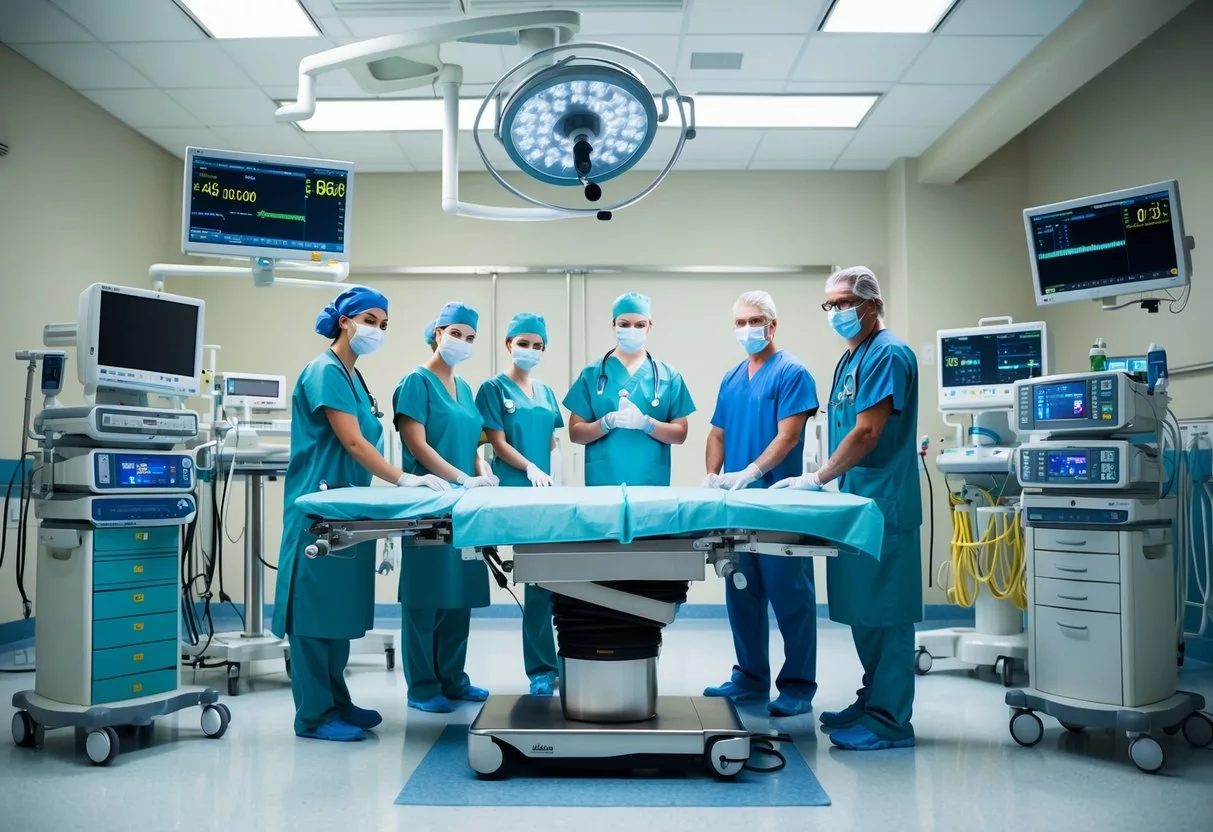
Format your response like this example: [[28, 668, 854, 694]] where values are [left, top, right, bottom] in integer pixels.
[[819, 0, 958, 34]]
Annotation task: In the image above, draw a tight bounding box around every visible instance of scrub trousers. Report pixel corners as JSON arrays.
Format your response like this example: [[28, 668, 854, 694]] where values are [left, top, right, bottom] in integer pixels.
[[849, 623, 916, 741], [725, 552, 818, 701], [290, 635, 353, 734], [403, 606, 473, 702], [522, 585, 558, 682]]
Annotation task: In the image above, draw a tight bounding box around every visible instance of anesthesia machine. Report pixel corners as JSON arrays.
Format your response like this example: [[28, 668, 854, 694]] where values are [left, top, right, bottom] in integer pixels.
[[10, 283, 229, 767]]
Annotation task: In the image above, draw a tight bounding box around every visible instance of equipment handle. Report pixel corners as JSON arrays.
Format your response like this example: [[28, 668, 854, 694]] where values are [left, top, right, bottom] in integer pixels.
[[1054, 566, 1088, 573], [1057, 622, 1089, 631], [1057, 594, 1089, 601], [1055, 539, 1088, 547]]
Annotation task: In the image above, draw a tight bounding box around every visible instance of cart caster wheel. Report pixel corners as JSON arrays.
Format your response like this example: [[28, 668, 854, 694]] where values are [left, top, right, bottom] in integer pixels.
[[86, 727, 120, 766], [1129, 736, 1165, 773], [1181, 712, 1213, 748], [385, 647, 396, 671], [469, 735, 508, 780], [1059, 722, 1084, 733], [996, 656, 1014, 687], [1009, 709, 1043, 747], [12, 711, 37, 748], [914, 647, 933, 676], [705, 737, 747, 779], [201, 704, 230, 739]]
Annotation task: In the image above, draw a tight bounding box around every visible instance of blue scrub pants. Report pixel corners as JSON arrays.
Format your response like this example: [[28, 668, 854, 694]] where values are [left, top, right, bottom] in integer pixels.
[[403, 606, 472, 701], [290, 635, 352, 734], [522, 585, 558, 682], [724, 552, 818, 701], [849, 624, 916, 741]]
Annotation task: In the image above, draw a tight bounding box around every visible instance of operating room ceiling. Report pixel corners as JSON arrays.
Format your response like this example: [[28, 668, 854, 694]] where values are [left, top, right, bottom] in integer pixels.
[[0, 0, 1091, 173]]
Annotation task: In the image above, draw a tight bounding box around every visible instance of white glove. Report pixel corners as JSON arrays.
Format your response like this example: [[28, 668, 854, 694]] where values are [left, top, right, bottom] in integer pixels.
[[525, 463, 553, 487], [462, 474, 500, 489], [397, 473, 451, 491], [700, 473, 724, 489], [718, 463, 762, 491], [611, 395, 649, 431], [770, 472, 823, 491]]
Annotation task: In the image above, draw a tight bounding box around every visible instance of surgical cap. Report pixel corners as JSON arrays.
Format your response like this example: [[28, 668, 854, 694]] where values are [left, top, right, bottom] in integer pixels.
[[506, 312, 548, 342], [436, 301, 479, 331], [826, 266, 884, 311], [612, 292, 651, 319], [315, 286, 389, 339], [422, 321, 437, 347]]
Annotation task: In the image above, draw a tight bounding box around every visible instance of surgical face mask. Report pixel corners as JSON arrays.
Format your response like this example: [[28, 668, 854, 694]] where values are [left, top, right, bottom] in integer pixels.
[[511, 345, 542, 371], [828, 304, 865, 340], [349, 323, 385, 356], [438, 334, 474, 366], [615, 326, 647, 354], [735, 325, 768, 356]]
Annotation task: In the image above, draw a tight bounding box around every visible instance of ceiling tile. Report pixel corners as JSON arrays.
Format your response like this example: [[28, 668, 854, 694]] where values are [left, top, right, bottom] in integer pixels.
[[653, 158, 751, 171], [343, 16, 455, 38], [50, 0, 204, 41], [784, 81, 893, 95], [688, 0, 828, 35], [577, 12, 685, 36], [679, 80, 789, 95], [213, 125, 319, 157], [219, 37, 336, 88], [458, 137, 510, 172], [167, 88, 279, 127], [316, 15, 352, 37], [862, 84, 988, 127], [942, 0, 1085, 36], [305, 133, 410, 164], [901, 36, 1042, 85], [748, 160, 836, 171], [793, 34, 930, 82], [678, 35, 807, 81], [110, 42, 256, 88], [82, 89, 202, 128], [577, 35, 680, 75], [751, 129, 854, 162], [832, 159, 894, 171], [393, 132, 443, 165], [10, 43, 151, 89], [302, 0, 339, 15], [140, 126, 230, 158], [668, 128, 765, 163], [0, 0, 93, 43], [838, 125, 945, 160]]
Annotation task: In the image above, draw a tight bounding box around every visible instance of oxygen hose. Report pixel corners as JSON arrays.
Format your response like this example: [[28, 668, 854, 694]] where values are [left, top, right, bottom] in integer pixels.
[[939, 496, 1027, 610]]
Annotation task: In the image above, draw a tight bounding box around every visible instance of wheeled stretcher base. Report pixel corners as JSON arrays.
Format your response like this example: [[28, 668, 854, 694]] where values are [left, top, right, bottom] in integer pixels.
[[467, 694, 752, 779]]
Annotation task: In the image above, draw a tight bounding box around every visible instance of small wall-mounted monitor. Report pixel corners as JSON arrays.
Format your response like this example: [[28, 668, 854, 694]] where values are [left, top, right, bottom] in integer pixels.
[[216, 372, 288, 412], [1024, 179, 1192, 306], [182, 147, 353, 263], [938, 321, 1049, 411], [76, 284, 205, 398], [1106, 355, 1148, 374]]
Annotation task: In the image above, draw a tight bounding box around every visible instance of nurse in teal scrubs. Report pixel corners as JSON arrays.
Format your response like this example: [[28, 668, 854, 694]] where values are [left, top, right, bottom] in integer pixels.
[[273, 287, 448, 742], [394, 301, 498, 713], [475, 312, 564, 696], [564, 293, 695, 485], [773, 266, 922, 751]]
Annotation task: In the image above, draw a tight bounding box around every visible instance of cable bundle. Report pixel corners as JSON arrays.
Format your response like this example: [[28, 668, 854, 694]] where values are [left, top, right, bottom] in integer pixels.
[[939, 496, 1027, 611]]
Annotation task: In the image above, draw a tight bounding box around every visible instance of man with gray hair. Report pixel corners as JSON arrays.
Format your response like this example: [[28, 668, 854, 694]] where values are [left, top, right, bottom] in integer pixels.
[[701, 289, 820, 717], [773, 266, 922, 750]]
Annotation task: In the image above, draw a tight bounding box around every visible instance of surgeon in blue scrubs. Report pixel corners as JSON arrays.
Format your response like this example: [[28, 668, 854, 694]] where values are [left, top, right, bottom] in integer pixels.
[[273, 287, 448, 742], [773, 266, 922, 750], [701, 290, 820, 717], [564, 292, 695, 485], [394, 301, 498, 713], [476, 312, 565, 696]]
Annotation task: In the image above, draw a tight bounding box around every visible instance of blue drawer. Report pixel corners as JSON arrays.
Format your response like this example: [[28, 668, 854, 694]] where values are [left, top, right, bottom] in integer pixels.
[[94, 527, 178, 555], [93, 611, 177, 649], [92, 639, 178, 681], [92, 667, 177, 705], [94, 553, 177, 588], [93, 582, 176, 620]]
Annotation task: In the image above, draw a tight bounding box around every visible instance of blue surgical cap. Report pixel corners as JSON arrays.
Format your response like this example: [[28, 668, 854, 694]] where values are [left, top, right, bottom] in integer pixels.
[[422, 321, 437, 346], [315, 286, 389, 339], [436, 301, 479, 331], [612, 292, 651, 320], [506, 312, 548, 343]]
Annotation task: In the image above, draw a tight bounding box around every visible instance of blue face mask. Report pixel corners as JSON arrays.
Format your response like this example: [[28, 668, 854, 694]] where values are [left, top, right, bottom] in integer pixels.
[[828, 304, 865, 339], [615, 326, 647, 354], [735, 325, 768, 356], [511, 345, 542, 371]]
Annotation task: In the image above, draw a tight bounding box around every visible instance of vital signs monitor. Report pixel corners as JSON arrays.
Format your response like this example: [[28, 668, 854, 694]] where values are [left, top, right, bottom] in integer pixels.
[[1023, 180, 1192, 306], [182, 147, 353, 263], [938, 321, 1049, 410]]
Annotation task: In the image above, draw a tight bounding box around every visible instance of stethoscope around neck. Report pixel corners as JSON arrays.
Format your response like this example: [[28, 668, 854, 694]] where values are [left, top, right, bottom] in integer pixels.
[[597, 348, 662, 407], [331, 349, 383, 418], [829, 332, 878, 410]]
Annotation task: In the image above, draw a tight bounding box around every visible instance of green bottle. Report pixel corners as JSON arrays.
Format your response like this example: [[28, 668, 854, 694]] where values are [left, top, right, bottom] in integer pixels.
[[1089, 337, 1107, 372]]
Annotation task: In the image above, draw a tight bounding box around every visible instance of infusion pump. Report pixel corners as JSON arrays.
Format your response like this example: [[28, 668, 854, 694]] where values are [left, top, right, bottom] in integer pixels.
[[1013, 372, 1161, 437]]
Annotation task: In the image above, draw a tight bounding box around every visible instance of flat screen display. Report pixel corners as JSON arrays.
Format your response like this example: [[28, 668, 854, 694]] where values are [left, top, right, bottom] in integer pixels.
[[115, 454, 184, 487], [97, 291, 200, 379], [941, 329, 1044, 388], [1047, 451, 1088, 479], [1034, 381, 1088, 421], [227, 377, 282, 398], [1106, 356, 1148, 373]]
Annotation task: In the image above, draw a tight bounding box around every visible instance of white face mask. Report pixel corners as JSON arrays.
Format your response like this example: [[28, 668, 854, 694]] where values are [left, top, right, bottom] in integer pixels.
[[438, 334, 474, 366], [511, 345, 542, 371], [349, 323, 384, 356]]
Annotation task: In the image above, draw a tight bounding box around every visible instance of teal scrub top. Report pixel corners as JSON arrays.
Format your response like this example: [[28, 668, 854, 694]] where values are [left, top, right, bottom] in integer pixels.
[[563, 355, 695, 487], [475, 374, 564, 487], [825, 329, 924, 628], [271, 350, 382, 641], [393, 367, 490, 610]]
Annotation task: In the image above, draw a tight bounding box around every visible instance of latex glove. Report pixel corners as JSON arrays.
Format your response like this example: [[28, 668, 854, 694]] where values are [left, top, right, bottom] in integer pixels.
[[718, 463, 762, 491], [525, 463, 553, 487], [462, 474, 500, 489], [700, 473, 724, 489], [611, 395, 649, 431], [770, 472, 823, 491], [397, 473, 450, 491]]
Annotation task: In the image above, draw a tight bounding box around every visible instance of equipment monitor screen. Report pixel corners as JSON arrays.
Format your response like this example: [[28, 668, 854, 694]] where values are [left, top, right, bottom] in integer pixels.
[[1046, 451, 1088, 479], [115, 454, 185, 487], [226, 377, 281, 398], [941, 328, 1044, 388], [1034, 381, 1088, 421], [98, 291, 200, 380], [1106, 355, 1147, 373], [182, 147, 353, 262]]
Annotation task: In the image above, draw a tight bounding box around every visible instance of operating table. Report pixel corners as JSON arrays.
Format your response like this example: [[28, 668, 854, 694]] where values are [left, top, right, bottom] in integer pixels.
[[300, 485, 885, 779]]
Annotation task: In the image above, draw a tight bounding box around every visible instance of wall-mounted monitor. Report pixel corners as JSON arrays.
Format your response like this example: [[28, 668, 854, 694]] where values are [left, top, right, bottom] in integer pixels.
[[182, 147, 353, 263], [938, 321, 1049, 411]]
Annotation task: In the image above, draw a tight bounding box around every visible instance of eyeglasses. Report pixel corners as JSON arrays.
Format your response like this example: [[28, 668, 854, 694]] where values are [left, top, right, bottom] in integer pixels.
[[821, 298, 866, 313]]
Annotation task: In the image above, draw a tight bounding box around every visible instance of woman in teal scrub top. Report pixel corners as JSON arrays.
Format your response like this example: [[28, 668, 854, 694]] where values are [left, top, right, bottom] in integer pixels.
[[272, 287, 447, 743], [394, 301, 497, 714], [475, 312, 564, 696], [564, 292, 695, 486]]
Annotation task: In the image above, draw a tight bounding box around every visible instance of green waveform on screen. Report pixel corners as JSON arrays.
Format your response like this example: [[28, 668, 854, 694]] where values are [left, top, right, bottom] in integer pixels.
[[256, 210, 306, 222], [1037, 239, 1125, 260]]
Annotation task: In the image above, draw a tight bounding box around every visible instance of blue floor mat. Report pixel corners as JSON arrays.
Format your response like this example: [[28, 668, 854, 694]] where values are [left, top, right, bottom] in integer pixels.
[[396, 724, 830, 807]]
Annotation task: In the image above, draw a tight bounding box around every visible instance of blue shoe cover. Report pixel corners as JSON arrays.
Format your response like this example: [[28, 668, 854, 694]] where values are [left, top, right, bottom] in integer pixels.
[[342, 705, 383, 730], [408, 694, 454, 713], [829, 725, 915, 750], [529, 675, 555, 697], [703, 680, 767, 702], [449, 685, 489, 702], [297, 718, 366, 742], [819, 701, 865, 729], [768, 694, 814, 717]]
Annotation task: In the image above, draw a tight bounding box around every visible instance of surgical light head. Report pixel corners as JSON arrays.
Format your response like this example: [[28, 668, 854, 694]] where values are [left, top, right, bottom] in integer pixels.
[[826, 266, 885, 316]]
